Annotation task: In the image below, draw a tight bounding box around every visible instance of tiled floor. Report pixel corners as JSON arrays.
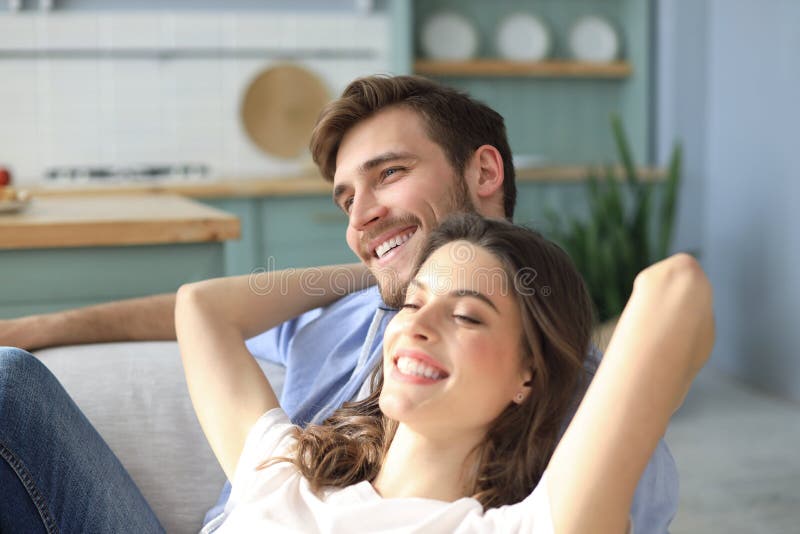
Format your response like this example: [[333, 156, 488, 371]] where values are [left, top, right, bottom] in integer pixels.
[[665, 366, 800, 533]]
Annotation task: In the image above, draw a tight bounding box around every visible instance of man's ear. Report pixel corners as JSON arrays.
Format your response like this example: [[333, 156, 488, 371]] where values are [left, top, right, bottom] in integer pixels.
[[465, 144, 505, 213]]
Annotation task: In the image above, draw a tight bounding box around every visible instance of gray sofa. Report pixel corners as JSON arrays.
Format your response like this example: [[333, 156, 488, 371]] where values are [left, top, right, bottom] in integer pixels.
[[36, 341, 285, 534]]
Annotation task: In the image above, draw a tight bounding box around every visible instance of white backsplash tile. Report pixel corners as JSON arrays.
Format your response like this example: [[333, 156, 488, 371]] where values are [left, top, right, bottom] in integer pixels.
[[99, 14, 163, 50], [0, 123, 38, 179], [171, 14, 224, 49], [231, 14, 297, 50], [36, 14, 100, 50], [0, 14, 36, 50], [39, 124, 102, 167], [292, 14, 337, 51], [0, 63, 38, 119], [0, 10, 390, 185]]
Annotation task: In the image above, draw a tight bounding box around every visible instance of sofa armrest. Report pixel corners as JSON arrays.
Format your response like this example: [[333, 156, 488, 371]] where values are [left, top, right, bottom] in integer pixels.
[[35, 341, 286, 534]]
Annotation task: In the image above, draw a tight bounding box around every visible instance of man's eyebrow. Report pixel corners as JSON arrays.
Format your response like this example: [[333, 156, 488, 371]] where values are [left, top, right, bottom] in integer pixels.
[[358, 151, 417, 174], [408, 279, 499, 313], [332, 151, 417, 206], [332, 184, 349, 207]]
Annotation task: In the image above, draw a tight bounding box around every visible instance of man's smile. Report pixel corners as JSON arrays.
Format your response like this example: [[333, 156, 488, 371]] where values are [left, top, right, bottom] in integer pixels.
[[367, 226, 419, 261], [375, 228, 417, 259]]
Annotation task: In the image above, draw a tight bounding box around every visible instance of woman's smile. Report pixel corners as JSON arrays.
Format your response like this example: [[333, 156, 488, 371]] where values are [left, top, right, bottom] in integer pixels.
[[391, 349, 450, 384]]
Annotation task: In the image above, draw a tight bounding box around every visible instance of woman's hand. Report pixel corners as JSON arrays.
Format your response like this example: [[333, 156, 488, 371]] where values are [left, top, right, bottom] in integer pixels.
[[632, 253, 715, 377], [547, 253, 714, 534]]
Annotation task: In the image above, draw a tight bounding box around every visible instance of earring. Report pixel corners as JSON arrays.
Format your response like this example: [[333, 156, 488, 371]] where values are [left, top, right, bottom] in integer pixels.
[[515, 392, 525, 403]]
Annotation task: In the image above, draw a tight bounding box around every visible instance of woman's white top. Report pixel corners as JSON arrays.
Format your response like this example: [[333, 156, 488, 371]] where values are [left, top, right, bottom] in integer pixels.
[[201, 408, 555, 533]]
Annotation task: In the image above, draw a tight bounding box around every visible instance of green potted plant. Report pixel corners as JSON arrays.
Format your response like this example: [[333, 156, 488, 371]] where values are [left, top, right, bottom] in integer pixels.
[[546, 116, 683, 351]]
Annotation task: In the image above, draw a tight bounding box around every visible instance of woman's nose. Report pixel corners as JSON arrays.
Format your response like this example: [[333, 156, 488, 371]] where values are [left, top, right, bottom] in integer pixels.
[[406, 306, 439, 343]]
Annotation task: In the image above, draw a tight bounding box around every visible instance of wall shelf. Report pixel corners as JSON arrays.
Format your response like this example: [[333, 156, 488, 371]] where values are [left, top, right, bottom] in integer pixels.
[[413, 59, 632, 78]]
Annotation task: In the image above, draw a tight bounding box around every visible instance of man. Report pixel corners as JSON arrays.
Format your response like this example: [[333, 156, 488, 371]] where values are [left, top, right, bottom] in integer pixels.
[[0, 75, 678, 531]]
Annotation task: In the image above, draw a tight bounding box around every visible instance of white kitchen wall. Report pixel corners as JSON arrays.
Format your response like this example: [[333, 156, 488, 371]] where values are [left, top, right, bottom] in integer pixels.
[[0, 11, 391, 185]]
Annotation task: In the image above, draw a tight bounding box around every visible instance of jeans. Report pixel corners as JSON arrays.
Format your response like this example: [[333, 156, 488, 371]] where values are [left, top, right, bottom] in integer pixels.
[[0, 347, 164, 534]]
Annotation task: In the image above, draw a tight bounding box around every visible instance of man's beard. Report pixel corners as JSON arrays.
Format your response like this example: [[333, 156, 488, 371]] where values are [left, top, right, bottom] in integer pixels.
[[377, 176, 476, 309]]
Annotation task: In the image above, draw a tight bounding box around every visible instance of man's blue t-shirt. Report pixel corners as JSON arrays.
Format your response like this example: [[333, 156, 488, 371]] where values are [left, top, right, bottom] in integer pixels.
[[205, 286, 679, 531]]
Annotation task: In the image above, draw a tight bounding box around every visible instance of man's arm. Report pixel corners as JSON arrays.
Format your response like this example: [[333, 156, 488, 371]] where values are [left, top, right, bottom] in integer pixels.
[[546, 253, 714, 533], [0, 292, 178, 351]]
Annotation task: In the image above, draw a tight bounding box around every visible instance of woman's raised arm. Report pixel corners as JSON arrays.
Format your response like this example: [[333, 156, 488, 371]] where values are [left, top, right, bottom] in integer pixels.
[[175, 264, 373, 479], [546, 253, 715, 533]]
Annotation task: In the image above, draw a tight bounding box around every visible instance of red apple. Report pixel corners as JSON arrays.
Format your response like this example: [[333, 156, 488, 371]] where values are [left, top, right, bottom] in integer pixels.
[[0, 167, 11, 187]]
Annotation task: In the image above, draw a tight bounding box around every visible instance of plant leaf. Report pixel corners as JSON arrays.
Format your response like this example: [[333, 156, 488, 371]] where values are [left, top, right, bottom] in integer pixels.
[[611, 115, 638, 188], [657, 143, 683, 259]]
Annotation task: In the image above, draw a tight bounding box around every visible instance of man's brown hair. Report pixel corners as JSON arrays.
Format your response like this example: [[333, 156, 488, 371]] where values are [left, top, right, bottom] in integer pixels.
[[309, 75, 517, 219]]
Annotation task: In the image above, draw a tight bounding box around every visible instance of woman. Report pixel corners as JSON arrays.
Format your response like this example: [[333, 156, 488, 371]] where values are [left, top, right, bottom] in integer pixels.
[[176, 213, 714, 533]]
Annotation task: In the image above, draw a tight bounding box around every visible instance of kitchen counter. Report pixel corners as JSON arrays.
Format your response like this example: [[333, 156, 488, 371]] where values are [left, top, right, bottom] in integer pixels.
[[0, 193, 240, 250], [0, 194, 241, 318], [26, 166, 665, 200]]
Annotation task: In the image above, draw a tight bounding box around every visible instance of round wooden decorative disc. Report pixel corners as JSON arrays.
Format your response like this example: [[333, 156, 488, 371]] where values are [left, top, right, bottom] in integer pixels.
[[240, 64, 331, 159]]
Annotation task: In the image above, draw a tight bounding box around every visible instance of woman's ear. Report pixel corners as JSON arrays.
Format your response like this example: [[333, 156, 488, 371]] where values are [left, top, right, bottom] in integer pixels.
[[513, 367, 534, 404], [464, 145, 505, 215]]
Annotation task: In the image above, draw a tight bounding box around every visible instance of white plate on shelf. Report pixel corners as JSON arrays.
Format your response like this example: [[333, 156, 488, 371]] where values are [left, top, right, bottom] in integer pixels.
[[496, 13, 552, 62], [568, 15, 620, 63], [420, 11, 479, 61]]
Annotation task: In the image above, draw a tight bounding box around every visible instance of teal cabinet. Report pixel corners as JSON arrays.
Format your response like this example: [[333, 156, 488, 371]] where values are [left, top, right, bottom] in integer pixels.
[[259, 196, 355, 270], [202, 195, 353, 276], [0, 194, 237, 319], [0, 243, 225, 318]]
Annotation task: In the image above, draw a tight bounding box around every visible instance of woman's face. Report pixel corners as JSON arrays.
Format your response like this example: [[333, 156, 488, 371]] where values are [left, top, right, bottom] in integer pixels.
[[380, 240, 531, 438]]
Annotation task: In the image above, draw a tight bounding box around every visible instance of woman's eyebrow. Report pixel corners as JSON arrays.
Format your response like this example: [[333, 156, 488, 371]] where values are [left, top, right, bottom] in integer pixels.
[[451, 289, 499, 312], [409, 279, 499, 312]]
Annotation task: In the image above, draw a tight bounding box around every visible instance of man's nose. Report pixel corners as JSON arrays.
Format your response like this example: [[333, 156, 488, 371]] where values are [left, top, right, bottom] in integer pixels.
[[349, 190, 388, 230]]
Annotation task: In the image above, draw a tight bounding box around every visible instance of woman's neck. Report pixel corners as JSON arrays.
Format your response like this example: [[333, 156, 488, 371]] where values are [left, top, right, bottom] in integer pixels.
[[372, 423, 484, 502]]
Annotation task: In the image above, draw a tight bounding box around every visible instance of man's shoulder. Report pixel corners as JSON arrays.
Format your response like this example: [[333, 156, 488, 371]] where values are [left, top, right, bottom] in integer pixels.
[[320, 286, 386, 316], [307, 285, 389, 325]]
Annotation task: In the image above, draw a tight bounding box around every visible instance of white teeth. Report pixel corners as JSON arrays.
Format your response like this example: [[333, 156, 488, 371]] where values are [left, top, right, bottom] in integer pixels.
[[375, 230, 414, 259], [396, 356, 443, 380]]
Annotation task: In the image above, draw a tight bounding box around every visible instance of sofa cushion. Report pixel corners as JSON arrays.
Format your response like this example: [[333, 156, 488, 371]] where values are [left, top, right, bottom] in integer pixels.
[[35, 341, 286, 534]]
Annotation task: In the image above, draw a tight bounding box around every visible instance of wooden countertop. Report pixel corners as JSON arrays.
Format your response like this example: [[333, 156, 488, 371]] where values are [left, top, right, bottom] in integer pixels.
[[27, 166, 665, 199], [29, 175, 332, 199], [0, 194, 240, 250]]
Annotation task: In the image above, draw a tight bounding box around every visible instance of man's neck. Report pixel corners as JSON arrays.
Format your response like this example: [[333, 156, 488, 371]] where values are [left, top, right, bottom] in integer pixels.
[[372, 423, 483, 502]]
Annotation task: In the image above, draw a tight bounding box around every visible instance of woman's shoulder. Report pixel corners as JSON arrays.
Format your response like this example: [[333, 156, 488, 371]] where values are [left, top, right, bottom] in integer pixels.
[[244, 407, 297, 459], [475, 470, 554, 533], [230, 408, 299, 487]]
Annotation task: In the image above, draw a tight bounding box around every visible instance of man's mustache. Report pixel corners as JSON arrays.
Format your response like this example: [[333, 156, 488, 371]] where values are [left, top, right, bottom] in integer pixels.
[[359, 215, 421, 256]]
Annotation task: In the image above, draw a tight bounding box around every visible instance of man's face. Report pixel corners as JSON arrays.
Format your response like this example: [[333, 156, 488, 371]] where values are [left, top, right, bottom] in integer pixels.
[[333, 106, 474, 307]]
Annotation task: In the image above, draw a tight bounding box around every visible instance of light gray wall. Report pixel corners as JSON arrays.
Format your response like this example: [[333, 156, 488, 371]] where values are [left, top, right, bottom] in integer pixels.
[[704, 0, 800, 400], [658, 0, 800, 401], [655, 0, 708, 257]]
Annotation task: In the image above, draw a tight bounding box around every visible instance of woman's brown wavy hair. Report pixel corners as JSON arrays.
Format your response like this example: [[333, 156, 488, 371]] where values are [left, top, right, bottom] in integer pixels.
[[260, 213, 594, 510]]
